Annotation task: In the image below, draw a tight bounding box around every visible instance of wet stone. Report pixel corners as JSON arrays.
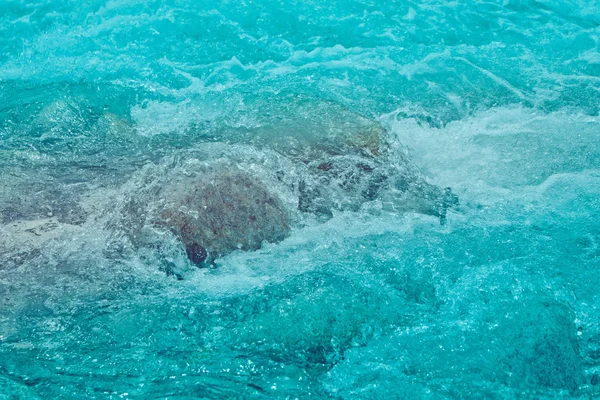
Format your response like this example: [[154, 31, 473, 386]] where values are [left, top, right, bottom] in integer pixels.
[[154, 170, 290, 266]]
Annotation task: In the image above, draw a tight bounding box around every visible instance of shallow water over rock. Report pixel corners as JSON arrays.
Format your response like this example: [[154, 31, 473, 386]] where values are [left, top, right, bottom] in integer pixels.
[[1, 0, 600, 399]]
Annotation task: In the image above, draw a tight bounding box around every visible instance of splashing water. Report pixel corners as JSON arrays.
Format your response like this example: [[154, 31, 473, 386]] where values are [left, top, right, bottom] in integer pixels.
[[1, 1, 599, 399]]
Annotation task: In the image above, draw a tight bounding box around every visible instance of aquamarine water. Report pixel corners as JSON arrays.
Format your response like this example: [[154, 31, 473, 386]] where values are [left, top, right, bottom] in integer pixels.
[[1, 1, 599, 398]]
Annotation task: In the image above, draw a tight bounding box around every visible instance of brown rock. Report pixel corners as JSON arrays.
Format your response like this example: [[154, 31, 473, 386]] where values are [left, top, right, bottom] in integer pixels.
[[155, 170, 290, 265]]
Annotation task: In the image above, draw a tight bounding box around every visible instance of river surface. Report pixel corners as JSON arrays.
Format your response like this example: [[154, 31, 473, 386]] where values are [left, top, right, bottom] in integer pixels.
[[1, 1, 600, 398]]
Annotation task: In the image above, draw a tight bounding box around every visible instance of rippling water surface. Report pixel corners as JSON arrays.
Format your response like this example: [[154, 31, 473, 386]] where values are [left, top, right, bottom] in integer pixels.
[[1, 1, 600, 398]]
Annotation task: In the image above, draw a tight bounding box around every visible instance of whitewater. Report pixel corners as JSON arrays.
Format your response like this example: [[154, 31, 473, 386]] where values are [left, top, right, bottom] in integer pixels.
[[1, 1, 599, 399]]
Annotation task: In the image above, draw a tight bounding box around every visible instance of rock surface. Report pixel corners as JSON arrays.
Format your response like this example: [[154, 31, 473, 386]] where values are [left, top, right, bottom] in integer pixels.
[[153, 170, 290, 265], [0, 218, 82, 270]]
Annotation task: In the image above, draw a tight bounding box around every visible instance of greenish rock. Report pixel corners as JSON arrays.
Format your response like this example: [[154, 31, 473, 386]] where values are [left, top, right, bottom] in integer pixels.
[[497, 300, 584, 392]]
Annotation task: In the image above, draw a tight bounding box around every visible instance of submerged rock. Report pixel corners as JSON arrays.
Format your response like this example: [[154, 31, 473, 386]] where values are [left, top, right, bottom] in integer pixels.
[[227, 95, 458, 223], [31, 100, 88, 138], [2, 94, 457, 276], [0, 218, 82, 270], [497, 300, 584, 392], [296, 154, 458, 223], [234, 95, 388, 162], [110, 97, 457, 269], [131, 151, 455, 270], [92, 112, 138, 145], [149, 169, 290, 266]]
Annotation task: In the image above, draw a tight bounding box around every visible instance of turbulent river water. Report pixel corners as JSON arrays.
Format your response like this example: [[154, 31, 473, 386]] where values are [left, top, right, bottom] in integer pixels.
[[1, 1, 600, 399]]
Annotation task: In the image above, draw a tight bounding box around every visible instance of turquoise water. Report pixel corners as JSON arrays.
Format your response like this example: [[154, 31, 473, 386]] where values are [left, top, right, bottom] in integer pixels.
[[1, 0, 600, 398]]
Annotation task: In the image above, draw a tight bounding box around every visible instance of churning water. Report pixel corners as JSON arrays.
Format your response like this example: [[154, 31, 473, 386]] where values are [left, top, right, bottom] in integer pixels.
[[1, 1, 599, 398]]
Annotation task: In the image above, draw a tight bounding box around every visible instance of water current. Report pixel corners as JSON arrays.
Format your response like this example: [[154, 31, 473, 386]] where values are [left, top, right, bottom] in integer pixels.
[[1, 1, 599, 398]]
